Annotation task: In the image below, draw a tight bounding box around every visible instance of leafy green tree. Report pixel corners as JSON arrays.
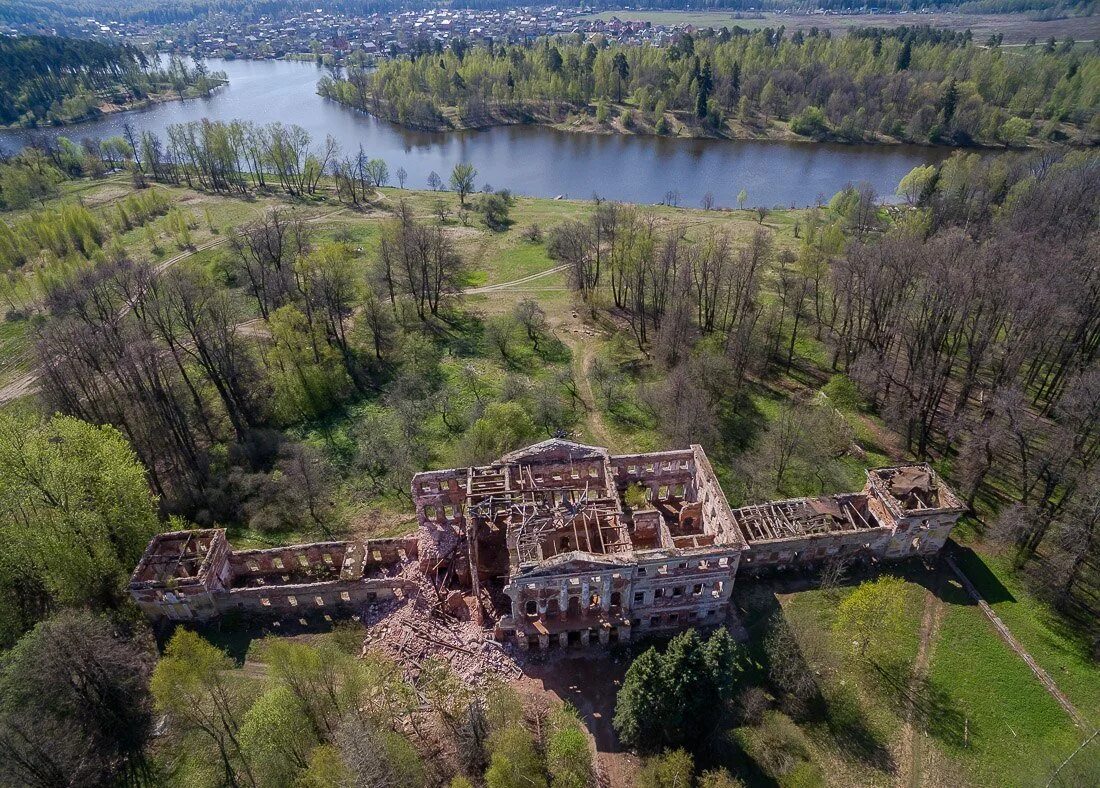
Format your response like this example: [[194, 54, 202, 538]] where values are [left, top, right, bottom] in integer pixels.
[[295, 744, 352, 788], [151, 629, 258, 788], [737, 188, 748, 210], [1000, 116, 1030, 147], [461, 401, 538, 464], [450, 162, 477, 205], [258, 637, 370, 738], [239, 686, 319, 788], [0, 413, 159, 646], [267, 305, 353, 422], [475, 191, 513, 232], [485, 724, 547, 788], [896, 164, 936, 205], [547, 704, 593, 788], [0, 160, 60, 209], [833, 576, 908, 664], [790, 106, 829, 139]]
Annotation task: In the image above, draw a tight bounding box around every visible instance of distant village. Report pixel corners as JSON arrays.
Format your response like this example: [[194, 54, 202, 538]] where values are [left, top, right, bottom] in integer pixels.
[[3, 5, 935, 63]]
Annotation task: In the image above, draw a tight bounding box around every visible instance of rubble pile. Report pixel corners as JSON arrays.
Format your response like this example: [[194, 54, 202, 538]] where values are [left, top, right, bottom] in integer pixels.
[[361, 562, 523, 687]]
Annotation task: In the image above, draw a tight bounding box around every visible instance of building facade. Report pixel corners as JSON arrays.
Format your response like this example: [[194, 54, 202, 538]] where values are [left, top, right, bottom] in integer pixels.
[[129, 529, 417, 622], [411, 440, 965, 650], [132, 440, 965, 651]]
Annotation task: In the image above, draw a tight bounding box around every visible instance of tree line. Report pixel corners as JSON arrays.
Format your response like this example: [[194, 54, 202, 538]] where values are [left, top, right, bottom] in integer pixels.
[[0, 608, 596, 787], [0, 36, 225, 127], [320, 26, 1098, 146]]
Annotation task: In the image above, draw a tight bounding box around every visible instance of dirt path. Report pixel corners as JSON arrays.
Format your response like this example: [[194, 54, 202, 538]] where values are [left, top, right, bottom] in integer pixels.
[[464, 264, 568, 294], [560, 333, 616, 450], [897, 582, 947, 787], [945, 555, 1090, 730]]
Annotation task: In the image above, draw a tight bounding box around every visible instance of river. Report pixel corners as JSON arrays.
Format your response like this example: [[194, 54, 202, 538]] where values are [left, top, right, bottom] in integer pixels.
[[0, 57, 952, 207]]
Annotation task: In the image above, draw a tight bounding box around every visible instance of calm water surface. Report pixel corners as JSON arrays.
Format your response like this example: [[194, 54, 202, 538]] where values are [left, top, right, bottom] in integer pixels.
[[0, 58, 951, 207]]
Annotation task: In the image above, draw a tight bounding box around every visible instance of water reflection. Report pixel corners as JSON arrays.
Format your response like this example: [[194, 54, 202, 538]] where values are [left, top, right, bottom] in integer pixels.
[[0, 57, 951, 207]]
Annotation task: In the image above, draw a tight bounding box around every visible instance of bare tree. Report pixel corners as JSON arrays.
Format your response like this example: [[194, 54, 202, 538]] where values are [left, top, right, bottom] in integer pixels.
[[513, 298, 548, 351]]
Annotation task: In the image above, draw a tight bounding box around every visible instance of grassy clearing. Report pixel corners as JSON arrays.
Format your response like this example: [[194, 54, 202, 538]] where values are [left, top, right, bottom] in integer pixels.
[[928, 573, 1091, 786], [731, 574, 928, 786], [953, 546, 1100, 728], [736, 559, 1100, 787]]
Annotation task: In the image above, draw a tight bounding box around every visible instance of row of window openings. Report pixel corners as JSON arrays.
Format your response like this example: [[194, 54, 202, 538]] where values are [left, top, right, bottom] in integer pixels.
[[258, 591, 359, 607], [242, 553, 334, 572], [617, 459, 691, 476], [635, 609, 717, 628], [636, 483, 690, 502], [639, 582, 722, 603], [744, 542, 873, 564], [637, 557, 729, 576], [524, 581, 722, 616], [525, 591, 623, 616]]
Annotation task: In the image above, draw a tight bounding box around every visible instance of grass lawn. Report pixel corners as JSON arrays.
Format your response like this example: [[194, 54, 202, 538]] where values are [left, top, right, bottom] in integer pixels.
[[952, 545, 1100, 728], [928, 573, 1092, 786], [737, 560, 1100, 787], [731, 574, 928, 786]]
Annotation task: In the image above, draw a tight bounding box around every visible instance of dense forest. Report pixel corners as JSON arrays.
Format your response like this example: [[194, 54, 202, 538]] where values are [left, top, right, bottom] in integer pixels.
[[321, 27, 1098, 145], [0, 35, 225, 127]]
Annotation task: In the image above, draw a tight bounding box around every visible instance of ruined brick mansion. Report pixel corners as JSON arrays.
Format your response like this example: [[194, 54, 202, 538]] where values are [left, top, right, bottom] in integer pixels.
[[131, 440, 965, 651]]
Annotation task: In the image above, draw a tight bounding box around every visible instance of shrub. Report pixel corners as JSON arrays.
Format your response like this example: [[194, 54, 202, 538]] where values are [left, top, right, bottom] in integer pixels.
[[821, 374, 863, 412], [636, 749, 694, 788], [790, 106, 829, 139], [734, 711, 821, 784]]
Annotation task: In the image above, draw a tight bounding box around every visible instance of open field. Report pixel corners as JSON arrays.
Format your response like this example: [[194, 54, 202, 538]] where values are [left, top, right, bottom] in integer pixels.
[[731, 560, 1100, 788], [581, 10, 1100, 43]]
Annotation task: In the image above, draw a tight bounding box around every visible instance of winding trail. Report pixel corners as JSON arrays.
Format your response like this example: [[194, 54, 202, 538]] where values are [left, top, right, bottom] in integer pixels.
[[464, 264, 568, 294], [561, 334, 615, 450]]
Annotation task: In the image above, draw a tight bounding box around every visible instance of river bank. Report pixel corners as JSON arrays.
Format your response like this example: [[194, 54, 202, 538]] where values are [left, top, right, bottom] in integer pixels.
[[3, 80, 229, 131], [339, 97, 1044, 151]]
